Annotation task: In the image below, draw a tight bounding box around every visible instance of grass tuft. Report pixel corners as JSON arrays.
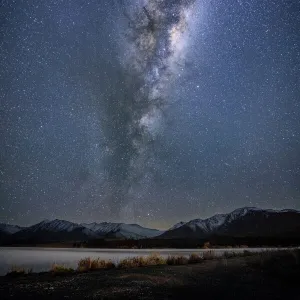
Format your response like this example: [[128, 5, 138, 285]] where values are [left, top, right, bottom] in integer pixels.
[[188, 253, 203, 264], [77, 257, 92, 271], [166, 255, 189, 265], [77, 257, 115, 272], [118, 256, 147, 268], [146, 253, 167, 265], [118, 254, 167, 269], [6, 266, 32, 277], [90, 258, 116, 270], [51, 264, 74, 274]]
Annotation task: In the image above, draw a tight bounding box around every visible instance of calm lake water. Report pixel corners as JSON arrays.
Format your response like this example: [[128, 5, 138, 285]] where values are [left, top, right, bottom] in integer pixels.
[[0, 247, 285, 275]]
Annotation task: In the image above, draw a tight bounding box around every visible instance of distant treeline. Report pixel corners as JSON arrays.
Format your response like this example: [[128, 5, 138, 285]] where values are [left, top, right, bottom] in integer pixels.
[[1, 235, 300, 248], [85, 235, 300, 249]]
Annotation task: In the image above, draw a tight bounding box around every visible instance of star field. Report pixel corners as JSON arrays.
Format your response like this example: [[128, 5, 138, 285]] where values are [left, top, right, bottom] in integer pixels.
[[1, 0, 300, 229]]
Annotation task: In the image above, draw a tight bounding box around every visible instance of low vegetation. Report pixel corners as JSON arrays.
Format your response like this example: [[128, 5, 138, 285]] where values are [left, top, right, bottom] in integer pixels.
[[77, 257, 115, 272], [51, 264, 74, 274], [6, 249, 300, 277], [188, 253, 203, 264], [119, 253, 167, 268], [6, 266, 32, 277], [166, 255, 189, 265]]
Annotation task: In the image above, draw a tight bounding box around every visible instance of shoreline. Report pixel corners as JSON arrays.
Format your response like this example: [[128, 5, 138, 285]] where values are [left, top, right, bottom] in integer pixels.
[[1, 249, 299, 299], [2, 248, 298, 277]]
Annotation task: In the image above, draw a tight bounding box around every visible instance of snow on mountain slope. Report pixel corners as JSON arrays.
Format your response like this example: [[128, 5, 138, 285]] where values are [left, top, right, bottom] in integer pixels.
[[13, 219, 100, 241], [169, 221, 186, 231], [160, 207, 300, 238], [116, 224, 164, 239], [224, 207, 261, 223], [186, 214, 228, 232], [81, 222, 122, 234], [27, 219, 80, 233], [81, 222, 164, 239], [0, 223, 24, 234]]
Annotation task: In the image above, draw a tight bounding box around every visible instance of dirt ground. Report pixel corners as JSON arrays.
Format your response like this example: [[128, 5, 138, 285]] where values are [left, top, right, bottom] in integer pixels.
[[1, 254, 299, 299]]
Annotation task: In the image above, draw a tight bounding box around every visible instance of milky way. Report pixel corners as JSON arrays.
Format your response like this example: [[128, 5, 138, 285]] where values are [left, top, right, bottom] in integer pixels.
[[1, 0, 300, 228], [100, 0, 198, 219]]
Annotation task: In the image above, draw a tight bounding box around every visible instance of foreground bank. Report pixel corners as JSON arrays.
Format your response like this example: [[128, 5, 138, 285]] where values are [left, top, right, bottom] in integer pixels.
[[0, 250, 299, 299]]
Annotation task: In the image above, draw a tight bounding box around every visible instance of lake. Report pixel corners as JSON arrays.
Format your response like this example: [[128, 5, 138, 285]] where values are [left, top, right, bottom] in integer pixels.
[[0, 247, 286, 275]]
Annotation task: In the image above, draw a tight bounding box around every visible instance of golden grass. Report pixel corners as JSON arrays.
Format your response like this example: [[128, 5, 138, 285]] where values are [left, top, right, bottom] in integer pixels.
[[77, 257, 115, 272], [118, 253, 167, 268], [7, 249, 299, 277], [203, 242, 211, 249], [188, 253, 203, 264], [6, 265, 32, 276], [146, 253, 167, 265], [166, 255, 189, 265], [51, 264, 74, 273]]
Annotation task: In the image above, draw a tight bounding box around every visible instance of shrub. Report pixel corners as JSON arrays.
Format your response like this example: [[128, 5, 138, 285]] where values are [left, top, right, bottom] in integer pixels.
[[77, 257, 92, 272], [203, 242, 210, 249], [188, 253, 203, 264], [118, 257, 144, 268], [6, 265, 32, 277], [146, 253, 166, 265], [90, 258, 115, 270], [166, 255, 188, 265], [118, 254, 167, 269], [77, 257, 115, 271], [51, 264, 74, 274]]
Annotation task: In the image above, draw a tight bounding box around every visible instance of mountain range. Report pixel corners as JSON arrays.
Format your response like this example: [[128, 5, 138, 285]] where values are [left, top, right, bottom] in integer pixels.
[[0, 219, 164, 243], [0, 207, 299, 244], [160, 207, 300, 239]]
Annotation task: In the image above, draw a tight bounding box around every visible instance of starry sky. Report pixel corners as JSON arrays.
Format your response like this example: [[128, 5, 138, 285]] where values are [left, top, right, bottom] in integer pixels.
[[1, 0, 300, 229]]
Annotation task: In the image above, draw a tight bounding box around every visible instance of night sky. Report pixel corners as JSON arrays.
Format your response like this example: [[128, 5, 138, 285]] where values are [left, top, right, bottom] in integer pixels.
[[1, 0, 300, 229]]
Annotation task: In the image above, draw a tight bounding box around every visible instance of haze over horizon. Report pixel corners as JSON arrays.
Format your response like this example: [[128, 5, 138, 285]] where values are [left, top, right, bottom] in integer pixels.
[[1, 0, 300, 229]]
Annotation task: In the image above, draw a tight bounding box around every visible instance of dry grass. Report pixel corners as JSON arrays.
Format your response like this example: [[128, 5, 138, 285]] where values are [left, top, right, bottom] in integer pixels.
[[118, 253, 167, 269], [6, 265, 32, 277], [90, 258, 115, 270], [146, 253, 167, 265], [166, 255, 189, 265], [118, 257, 147, 268], [6, 249, 300, 277], [188, 253, 203, 264], [51, 264, 74, 274], [77, 257, 115, 272], [77, 257, 92, 271], [203, 242, 210, 249]]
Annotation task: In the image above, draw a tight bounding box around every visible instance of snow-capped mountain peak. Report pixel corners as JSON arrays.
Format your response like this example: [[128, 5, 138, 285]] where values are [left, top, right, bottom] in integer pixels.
[[81, 222, 163, 239], [29, 219, 79, 233], [160, 206, 300, 239]]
